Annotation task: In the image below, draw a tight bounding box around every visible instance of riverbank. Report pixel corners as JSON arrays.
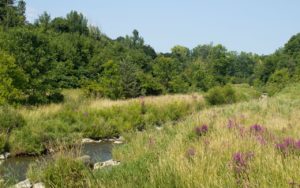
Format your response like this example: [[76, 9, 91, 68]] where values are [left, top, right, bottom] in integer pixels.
[[25, 84, 300, 187], [0, 92, 205, 157], [0, 141, 114, 186], [0, 84, 262, 186]]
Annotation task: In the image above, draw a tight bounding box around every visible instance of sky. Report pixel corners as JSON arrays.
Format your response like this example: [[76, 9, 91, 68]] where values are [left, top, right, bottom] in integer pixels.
[[25, 0, 300, 55]]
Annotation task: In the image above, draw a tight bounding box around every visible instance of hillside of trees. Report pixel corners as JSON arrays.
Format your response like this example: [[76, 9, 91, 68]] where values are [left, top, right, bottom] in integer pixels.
[[0, 0, 300, 105]]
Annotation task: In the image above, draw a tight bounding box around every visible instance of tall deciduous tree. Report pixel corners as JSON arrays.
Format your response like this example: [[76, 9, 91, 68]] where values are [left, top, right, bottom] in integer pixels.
[[66, 11, 88, 35]]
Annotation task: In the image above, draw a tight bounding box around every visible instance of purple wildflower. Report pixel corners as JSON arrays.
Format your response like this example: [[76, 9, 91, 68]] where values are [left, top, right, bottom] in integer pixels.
[[232, 152, 254, 175], [194, 124, 208, 136], [227, 119, 235, 129], [256, 135, 266, 145], [250, 124, 264, 134], [276, 137, 298, 156], [233, 152, 246, 167], [283, 137, 295, 147], [232, 152, 254, 187], [186, 147, 196, 158], [276, 143, 286, 152]]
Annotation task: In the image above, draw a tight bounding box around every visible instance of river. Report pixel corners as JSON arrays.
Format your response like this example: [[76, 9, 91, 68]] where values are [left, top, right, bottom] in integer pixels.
[[0, 142, 113, 183]]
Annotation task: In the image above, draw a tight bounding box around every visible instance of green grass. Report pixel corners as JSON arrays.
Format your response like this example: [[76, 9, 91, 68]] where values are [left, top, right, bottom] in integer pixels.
[[23, 84, 300, 187], [84, 83, 300, 187], [3, 92, 206, 156], [2, 84, 268, 186]]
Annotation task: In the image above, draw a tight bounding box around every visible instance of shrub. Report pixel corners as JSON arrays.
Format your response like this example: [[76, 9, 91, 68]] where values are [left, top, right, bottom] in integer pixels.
[[83, 81, 105, 98], [9, 128, 45, 155], [232, 84, 261, 101], [265, 69, 290, 96], [205, 85, 237, 105], [47, 92, 64, 103], [0, 106, 25, 133], [0, 106, 26, 153], [40, 157, 92, 188]]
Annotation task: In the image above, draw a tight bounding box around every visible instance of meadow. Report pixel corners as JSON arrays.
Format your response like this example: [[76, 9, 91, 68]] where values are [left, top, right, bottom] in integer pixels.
[[26, 84, 300, 187], [1, 90, 205, 156], [95, 84, 300, 188], [3, 84, 300, 187]]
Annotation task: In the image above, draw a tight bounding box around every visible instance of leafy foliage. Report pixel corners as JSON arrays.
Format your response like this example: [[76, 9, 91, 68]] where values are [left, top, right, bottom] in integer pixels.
[[205, 85, 237, 105], [0, 1, 299, 104]]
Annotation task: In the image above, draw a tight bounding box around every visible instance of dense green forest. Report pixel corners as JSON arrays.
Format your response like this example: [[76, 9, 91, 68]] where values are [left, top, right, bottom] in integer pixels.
[[0, 0, 300, 105]]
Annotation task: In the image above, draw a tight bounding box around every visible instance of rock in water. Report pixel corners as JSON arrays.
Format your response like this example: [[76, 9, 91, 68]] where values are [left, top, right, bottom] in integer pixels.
[[81, 138, 101, 143], [94, 159, 120, 170], [0, 152, 11, 160], [113, 140, 123, 144], [14, 179, 32, 188]]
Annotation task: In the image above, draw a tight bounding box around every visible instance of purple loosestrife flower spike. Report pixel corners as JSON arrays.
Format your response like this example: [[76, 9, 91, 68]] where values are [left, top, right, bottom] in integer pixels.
[[227, 119, 235, 129], [250, 124, 264, 134], [283, 137, 295, 147], [194, 124, 208, 136], [186, 147, 196, 158]]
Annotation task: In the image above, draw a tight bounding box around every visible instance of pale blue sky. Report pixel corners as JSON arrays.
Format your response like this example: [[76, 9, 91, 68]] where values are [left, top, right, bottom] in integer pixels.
[[25, 0, 300, 55]]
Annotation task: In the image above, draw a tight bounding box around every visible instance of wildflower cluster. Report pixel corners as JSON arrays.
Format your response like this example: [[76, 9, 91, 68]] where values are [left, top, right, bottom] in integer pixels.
[[276, 138, 300, 156], [186, 147, 196, 158], [249, 124, 269, 145], [250, 124, 264, 134], [231, 151, 254, 186], [194, 124, 208, 137]]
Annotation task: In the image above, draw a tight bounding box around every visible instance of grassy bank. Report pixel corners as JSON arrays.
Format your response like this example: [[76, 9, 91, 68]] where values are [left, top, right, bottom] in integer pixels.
[[98, 84, 300, 187], [26, 84, 300, 187], [0, 84, 260, 156], [2, 92, 205, 156]]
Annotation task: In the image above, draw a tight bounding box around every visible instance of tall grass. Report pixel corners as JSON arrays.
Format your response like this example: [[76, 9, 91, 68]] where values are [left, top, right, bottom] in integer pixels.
[[6, 92, 205, 155], [88, 83, 300, 187]]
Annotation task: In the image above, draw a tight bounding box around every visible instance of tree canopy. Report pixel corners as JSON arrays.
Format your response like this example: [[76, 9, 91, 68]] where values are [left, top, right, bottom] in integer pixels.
[[0, 1, 299, 104]]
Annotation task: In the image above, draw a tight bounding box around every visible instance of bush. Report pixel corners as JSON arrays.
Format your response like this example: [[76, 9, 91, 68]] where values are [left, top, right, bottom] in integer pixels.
[[0, 106, 26, 153], [265, 69, 290, 96], [41, 157, 92, 188], [9, 128, 45, 155], [0, 106, 25, 133], [232, 84, 261, 101], [205, 85, 237, 105], [48, 92, 64, 103]]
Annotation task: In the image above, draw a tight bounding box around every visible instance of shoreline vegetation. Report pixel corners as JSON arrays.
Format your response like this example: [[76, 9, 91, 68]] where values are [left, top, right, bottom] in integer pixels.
[[4, 83, 297, 188], [0, 84, 261, 186], [0, 84, 259, 158]]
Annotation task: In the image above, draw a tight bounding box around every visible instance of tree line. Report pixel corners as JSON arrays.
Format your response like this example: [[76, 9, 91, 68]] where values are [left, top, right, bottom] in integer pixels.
[[0, 0, 299, 105]]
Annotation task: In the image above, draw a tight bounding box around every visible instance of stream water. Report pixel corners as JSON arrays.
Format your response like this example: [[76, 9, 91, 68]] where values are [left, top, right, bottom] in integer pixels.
[[0, 142, 113, 183]]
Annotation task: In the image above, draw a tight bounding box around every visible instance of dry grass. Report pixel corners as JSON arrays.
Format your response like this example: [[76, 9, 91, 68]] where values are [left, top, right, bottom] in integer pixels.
[[95, 84, 300, 187], [89, 93, 203, 110]]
